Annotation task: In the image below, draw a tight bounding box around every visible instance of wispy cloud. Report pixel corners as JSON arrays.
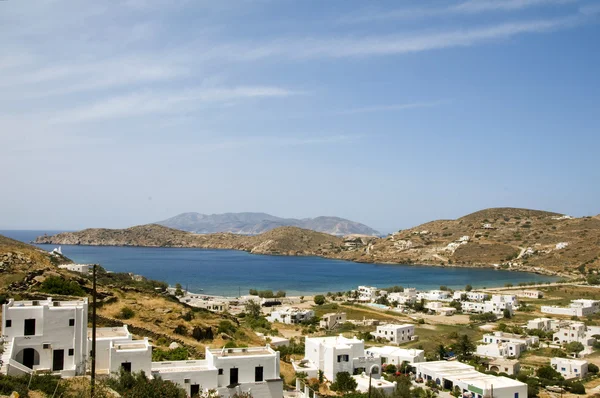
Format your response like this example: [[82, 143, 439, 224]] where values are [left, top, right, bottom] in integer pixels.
[[340, 0, 579, 23], [337, 100, 449, 115], [47, 86, 302, 124], [220, 14, 585, 60]]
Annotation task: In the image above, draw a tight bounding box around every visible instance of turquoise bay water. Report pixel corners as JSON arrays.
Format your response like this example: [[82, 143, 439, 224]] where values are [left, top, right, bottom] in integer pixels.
[[2, 230, 558, 296]]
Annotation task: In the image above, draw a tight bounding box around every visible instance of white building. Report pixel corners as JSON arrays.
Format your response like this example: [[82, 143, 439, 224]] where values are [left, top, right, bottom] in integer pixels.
[[551, 357, 588, 379], [417, 290, 451, 301], [461, 300, 514, 317], [485, 358, 521, 376], [1, 298, 88, 377], [414, 361, 527, 398], [453, 291, 489, 302], [151, 346, 283, 398], [58, 264, 91, 274], [388, 289, 417, 305], [295, 335, 378, 381], [518, 290, 543, 299], [320, 313, 347, 330], [181, 295, 230, 312], [552, 322, 595, 346], [109, 338, 152, 375], [357, 286, 383, 302], [371, 324, 415, 345], [424, 302, 457, 316], [542, 300, 600, 317], [476, 332, 538, 359], [266, 307, 314, 324], [364, 346, 425, 365], [294, 335, 396, 395]]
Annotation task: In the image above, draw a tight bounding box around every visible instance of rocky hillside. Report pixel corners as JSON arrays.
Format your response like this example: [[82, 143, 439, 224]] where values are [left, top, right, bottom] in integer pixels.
[[0, 234, 72, 287], [35, 224, 344, 256], [35, 208, 600, 276], [157, 212, 380, 236]]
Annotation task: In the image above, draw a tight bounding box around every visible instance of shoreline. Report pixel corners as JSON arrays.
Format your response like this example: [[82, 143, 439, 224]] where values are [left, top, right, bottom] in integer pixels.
[[32, 240, 569, 279]]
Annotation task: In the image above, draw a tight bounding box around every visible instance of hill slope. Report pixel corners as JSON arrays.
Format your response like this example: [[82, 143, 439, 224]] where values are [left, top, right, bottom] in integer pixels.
[[35, 208, 600, 276], [157, 212, 380, 236]]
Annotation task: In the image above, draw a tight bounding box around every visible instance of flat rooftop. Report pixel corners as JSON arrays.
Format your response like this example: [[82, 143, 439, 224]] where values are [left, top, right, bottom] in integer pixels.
[[90, 326, 131, 339], [152, 360, 214, 373], [366, 346, 424, 356], [306, 335, 362, 347], [114, 342, 149, 351], [417, 361, 525, 389], [209, 346, 275, 357]]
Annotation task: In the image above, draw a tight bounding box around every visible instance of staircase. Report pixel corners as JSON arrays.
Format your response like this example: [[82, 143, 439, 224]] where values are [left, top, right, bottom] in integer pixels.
[[0, 338, 14, 374]]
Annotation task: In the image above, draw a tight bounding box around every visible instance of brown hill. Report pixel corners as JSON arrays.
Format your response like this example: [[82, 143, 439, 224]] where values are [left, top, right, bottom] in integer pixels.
[[35, 208, 600, 276]]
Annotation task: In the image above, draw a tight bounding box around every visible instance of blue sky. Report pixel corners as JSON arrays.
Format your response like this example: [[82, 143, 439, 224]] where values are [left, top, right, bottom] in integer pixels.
[[1, 0, 599, 233]]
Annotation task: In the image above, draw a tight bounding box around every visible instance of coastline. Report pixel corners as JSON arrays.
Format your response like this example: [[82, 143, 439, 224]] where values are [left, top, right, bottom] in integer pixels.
[[32, 239, 567, 279]]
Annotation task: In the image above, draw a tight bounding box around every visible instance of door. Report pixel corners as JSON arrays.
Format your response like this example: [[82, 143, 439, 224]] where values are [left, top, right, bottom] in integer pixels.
[[23, 348, 35, 369], [230, 368, 239, 385], [255, 366, 263, 382], [52, 349, 64, 372], [121, 362, 132, 373], [190, 384, 200, 397], [24, 319, 36, 336]]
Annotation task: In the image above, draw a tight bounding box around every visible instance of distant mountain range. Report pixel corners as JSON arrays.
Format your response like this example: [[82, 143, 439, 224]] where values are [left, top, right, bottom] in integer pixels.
[[155, 212, 380, 236]]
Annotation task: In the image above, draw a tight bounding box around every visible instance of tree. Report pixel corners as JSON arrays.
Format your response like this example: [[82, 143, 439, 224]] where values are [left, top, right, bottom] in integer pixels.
[[454, 335, 475, 360], [173, 324, 187, 335], [245, 300, 261, 318], [384, 364, 397, 374], [536, 365, 562, 381], [330, 372, 357, 393], [503, 308, 512, 319], [588, 363, 599, 374], [174, 283, 184, 297], [564, 341, 585, 355], [465, 284, 473, 292], [570, 382, 585, 395], [314, 295, 326, 305], [106, 370, 187, 398], [437, 344, 447, 360]]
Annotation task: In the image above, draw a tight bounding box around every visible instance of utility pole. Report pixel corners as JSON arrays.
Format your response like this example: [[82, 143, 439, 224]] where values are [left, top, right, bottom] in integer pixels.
[[91, 264, 97, 397]]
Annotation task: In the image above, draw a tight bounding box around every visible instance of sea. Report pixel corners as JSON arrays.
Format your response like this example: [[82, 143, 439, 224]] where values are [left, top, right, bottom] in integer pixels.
[[1, 230, 558, 297]]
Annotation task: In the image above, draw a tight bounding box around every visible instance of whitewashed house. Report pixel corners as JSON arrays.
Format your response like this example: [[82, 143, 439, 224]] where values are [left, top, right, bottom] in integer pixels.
[[453, 291, 489, 302], [357, 286, 383, 302], [425, 301, 457, 316], [294, 335, 376, 381], [266, 307, 314, 324], [542, 300, 600, 317], [364, 346, 425, 365], [320, 313, 347, 330], [153, 345, 283, 398], [58, 264, 91, 274], [293, 335, 396, 394], [417, 290, 450, 301], [552, 322, 595, 346], [476, 332, 538, 359], [1, 298, 88, 377], [551, 357, 588, 379], [485, 358, 521, 376], [109, 338, 152, 375], [388, 289, 417, 305], [518, 290, 543, 299], [371, 324, 415, 344], [414, 361, 527, 398]]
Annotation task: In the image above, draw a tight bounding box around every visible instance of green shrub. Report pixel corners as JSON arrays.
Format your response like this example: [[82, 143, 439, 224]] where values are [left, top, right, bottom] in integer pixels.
[[40, 276, 86, 296], [152, 346, 189, 362], [117, 307, 135, 320], [314, 295, 326, 305]]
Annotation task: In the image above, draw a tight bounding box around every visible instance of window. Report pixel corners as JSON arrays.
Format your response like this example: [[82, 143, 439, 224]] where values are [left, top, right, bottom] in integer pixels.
[[344, 355, 349, 362], [218, 368, 223, 375], [69, 319, 75, 326], [255, 366, 264, 382], [68, 349, 74, 356], [514, 393, 519, 398], [5, 320, 11, 328], [337, 355, 342, 363], [24, 319, 36, 336]]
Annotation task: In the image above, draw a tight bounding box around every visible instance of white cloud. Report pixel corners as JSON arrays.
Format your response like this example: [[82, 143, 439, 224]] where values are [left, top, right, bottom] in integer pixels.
[[340, 0, 578, 23], [217, 15, 582, 60], [46, 86, 301, 124]]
